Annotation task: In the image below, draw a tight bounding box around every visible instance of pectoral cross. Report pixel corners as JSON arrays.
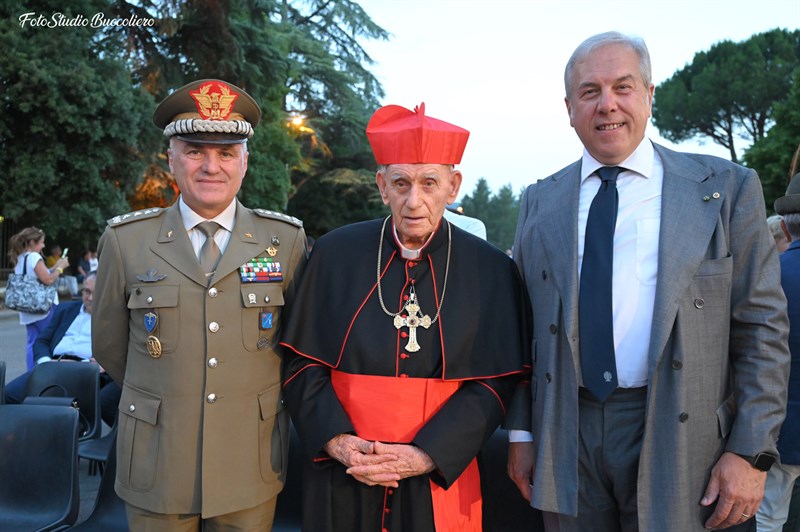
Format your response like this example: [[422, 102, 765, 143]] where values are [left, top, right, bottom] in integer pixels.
[[393, 290, 431, 353]]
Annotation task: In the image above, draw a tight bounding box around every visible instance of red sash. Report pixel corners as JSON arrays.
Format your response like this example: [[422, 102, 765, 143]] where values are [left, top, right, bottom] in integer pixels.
[[331, 371, 482, 532]]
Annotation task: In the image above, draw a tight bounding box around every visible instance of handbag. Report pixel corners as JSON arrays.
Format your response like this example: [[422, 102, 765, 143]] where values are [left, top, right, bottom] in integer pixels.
[[5, 253, 58, 314], [23, 383, 91, 438]]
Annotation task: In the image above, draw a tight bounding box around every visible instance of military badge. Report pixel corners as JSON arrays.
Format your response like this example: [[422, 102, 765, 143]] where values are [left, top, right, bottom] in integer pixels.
[[144, 311, 158, 333], [240, 257, 283, 282], [190, 81, 238, 121], [260, 311, 273, 330], [136, 268, 167, 282], [147, 335, 162, 358]]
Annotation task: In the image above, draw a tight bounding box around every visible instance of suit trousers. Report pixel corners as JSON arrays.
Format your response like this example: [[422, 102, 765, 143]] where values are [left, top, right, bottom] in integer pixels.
[[125, 496, 277, 532], [756, 461, 800, 532], [543, 387, 646, 532]]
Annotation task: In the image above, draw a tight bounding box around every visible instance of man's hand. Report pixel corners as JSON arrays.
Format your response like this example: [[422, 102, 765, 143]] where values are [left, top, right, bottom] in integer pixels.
[[345, 441, 435, 488], [508, 441, 536, 502], [701, 451, 766, 529], [324, 434, 395, 470]]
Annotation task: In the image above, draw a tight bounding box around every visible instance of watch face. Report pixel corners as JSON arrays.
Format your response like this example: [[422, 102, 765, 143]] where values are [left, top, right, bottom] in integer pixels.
[[753, 453, 776, 471]]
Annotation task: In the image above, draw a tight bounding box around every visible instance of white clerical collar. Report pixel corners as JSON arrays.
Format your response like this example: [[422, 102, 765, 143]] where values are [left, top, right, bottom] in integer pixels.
[[392, 223, 438, 260], [580, 138, 655, 183], [179, 197, 237, 232]]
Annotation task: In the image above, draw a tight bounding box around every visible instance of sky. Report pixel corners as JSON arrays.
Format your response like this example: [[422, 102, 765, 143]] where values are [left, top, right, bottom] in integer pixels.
[[357, 0, 800, 199]]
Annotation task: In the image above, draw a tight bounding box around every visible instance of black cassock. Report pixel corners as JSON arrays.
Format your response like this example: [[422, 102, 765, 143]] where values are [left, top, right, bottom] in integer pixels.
[[281, 217, 530, 532]]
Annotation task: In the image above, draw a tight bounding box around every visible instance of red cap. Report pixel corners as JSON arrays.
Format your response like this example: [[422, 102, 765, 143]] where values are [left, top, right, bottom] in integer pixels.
[[366, 103, 469, 165]]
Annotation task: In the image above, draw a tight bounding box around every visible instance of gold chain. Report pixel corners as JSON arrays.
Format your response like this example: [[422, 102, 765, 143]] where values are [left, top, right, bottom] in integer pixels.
[[376, 215, 451, 325]]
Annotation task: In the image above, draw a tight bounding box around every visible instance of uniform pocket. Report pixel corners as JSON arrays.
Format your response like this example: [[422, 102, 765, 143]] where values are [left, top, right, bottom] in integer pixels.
[[257, 383, 288, 483], [240, 285, 285, 352], [128, 283, 180, 354], [117, 383, 161, 491]]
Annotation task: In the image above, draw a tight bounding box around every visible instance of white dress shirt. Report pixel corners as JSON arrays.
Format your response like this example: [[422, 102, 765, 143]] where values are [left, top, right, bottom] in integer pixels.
[[48, 305, 93, 362], [179, 197, 237, 258], [510, 139, 663, 443]]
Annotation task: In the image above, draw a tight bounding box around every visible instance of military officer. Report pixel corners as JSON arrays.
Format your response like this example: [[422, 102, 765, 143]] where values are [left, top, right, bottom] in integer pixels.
[[92, 79, 308, 531]]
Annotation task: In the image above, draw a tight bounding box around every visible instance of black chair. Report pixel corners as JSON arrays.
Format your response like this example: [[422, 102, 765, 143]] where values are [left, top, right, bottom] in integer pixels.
[[0, 404, 81, 531], [0, 360, 6, 404], [24, 361, 102, 442], [70, 430, 128, 531], [79, 420, 118, 476]]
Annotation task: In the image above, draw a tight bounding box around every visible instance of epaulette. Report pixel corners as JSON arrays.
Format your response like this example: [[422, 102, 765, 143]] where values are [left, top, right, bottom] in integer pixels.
[[253, 209, 303, 228], [107, 208, 164, 226]]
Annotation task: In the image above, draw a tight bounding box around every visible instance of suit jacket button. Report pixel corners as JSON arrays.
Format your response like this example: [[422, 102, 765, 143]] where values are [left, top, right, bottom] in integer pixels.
[[208, 358, 218, 368], [545, 373, 552, 382], [208, 287, 218, 297], [694, 298, 704, 309], [128, 404, 136, 412], [208, 322, 220, 333], [207, 393, 217, 403], [549, 324, 558, 334], [679, 412, 689, 422], [541, 270, 547, 280], [672, 360, 683, 370]]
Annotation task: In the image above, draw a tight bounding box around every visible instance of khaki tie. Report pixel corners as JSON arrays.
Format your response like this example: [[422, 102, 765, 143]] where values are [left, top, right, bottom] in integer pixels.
[[196, 221, 222, 274]]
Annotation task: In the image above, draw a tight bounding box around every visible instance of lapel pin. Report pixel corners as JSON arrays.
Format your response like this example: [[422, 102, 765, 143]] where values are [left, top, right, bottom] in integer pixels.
[[266, 246, 278, 257], [712, 192, 721, 199], [271, 236, 280, 246], [703, 196, 710, 202], [166, 230, 173, 238], [244, 232, 253, 238]]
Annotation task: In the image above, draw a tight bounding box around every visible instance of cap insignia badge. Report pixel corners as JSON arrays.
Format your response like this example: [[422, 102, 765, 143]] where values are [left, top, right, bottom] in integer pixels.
[[190, 81, 238, 121]]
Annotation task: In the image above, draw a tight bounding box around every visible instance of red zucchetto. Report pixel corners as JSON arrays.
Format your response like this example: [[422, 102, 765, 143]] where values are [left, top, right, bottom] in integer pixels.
[[366, 103, 470, 165]]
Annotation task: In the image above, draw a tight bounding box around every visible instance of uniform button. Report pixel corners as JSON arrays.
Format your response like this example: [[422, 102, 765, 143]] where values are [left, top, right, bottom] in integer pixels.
[[128, 404, 136, 412], [694, 298, 704, 309], [672, 360, 683, 370], [400, 353, 409, 359], [400, 332, 408, 338], [679, 412, 689, 422], [208, 322, 219, 333], [208, 287, 218, 297], [549, 324, 558, 334], [208, 358, 218, 368], [264, 295, 271, 304], [542, 270, 547, 280], [545, 373, 552, 382], [207, 393, 217, 403], [146, 296, 153, 304]]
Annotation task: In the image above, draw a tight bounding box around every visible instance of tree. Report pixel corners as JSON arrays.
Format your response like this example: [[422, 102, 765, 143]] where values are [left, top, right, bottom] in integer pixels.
[[460, 179, 520, 251], [743, 68, 800, 212], [0, 0, 161, 248], [653, 29, 800, 163]]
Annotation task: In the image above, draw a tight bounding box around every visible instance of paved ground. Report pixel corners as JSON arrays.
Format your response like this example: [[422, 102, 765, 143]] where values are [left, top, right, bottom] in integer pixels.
[[1, 307, 102, 524]]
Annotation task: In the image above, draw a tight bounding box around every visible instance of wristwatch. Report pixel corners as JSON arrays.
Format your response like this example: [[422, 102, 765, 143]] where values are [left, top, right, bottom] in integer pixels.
[[736, 452, 776, 471]]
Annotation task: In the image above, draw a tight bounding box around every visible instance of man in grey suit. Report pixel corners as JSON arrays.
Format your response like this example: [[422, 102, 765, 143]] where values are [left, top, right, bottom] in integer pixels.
[[506, 31, 790, 531]]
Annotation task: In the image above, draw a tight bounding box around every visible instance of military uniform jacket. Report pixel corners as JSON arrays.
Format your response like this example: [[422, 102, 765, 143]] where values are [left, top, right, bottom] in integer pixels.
[[92, 200, 307, 518]]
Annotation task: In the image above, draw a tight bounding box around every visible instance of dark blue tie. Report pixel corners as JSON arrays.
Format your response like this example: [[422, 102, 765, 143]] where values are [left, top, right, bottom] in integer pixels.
[[579, 166, 621, 402]]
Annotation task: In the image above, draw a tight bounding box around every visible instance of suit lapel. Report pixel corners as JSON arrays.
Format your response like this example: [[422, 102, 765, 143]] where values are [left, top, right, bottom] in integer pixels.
[[151, 203, 210, 287], [648, 145, 722, 371], [537, 162, 581, 353]]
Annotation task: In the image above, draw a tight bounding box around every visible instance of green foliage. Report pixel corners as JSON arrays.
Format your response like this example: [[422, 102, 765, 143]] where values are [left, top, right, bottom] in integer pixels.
[[0, 0, 161, 247], [743, 69, 800, 213], [461, 178, 520, 251], [653, 28, 800, 163]]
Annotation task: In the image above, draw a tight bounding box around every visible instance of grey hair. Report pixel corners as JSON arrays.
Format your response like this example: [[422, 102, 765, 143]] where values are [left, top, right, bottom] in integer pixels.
[[564, 31, 652, 97], [783, 213, 800, 240], [767, 215, 785, 240]]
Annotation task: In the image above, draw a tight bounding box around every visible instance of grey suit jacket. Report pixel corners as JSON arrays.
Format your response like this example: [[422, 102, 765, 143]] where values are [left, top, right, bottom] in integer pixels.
[[507, 143, 790, 531], [93, 200, 307, 518]]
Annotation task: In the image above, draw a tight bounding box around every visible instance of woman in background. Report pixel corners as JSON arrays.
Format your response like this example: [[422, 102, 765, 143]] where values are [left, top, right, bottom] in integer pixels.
[[8, 227, 69, 369]]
